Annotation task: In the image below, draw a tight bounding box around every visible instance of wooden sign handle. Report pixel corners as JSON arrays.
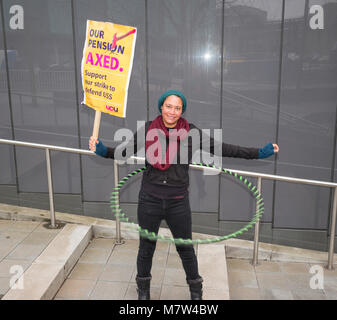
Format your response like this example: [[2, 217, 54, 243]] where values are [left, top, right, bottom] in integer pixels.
[[92, 110, 101, 140]]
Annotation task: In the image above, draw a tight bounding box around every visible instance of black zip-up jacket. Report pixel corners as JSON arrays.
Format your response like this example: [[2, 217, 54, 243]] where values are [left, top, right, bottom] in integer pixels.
[[104, 121, 259, 194]]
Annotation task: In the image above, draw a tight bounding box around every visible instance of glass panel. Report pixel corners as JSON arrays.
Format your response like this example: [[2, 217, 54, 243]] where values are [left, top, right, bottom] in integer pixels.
[[4, 0, 81, 193], [219, 0, 283, 221], [274, 0, 337, 229], [0, 4, 15, 184]]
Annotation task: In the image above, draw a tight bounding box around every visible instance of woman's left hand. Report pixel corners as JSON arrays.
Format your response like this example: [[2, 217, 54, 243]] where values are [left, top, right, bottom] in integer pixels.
[[273, 144, 279, 153], [258, 142, 279, 159]]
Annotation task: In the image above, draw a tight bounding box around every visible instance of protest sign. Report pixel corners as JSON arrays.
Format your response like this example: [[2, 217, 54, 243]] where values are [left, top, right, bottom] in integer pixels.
[[81, 20, 137, 137]]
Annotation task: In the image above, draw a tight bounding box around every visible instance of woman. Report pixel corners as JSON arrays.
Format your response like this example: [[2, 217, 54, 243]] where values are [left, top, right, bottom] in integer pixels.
[[89, 90, 279, 300]]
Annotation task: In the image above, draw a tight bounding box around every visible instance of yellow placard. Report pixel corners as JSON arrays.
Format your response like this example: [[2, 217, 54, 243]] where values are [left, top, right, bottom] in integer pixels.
[[81, 20, 137, 118]]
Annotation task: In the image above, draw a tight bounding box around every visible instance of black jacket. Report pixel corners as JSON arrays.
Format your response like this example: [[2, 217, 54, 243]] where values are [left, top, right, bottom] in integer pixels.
[[104, 120, 259, 189]]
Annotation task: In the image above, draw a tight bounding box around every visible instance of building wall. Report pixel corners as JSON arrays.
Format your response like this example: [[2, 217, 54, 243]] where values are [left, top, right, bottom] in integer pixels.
[[0, 0, 336, 251]]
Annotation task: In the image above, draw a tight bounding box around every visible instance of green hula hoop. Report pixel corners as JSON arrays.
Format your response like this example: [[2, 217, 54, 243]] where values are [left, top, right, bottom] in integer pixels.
[[110, 162, 264, 245]]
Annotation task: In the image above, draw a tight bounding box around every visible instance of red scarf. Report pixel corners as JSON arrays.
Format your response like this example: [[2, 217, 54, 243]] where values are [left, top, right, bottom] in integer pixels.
[[146, 115, 189, 170]]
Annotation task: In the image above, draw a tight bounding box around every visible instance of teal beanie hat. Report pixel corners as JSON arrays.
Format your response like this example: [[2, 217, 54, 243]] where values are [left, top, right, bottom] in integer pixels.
[[158, 90, 187, 114]]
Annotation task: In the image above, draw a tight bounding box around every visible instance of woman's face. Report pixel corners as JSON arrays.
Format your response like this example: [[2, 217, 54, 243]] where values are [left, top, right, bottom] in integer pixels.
[[161, 95, 183, 128]]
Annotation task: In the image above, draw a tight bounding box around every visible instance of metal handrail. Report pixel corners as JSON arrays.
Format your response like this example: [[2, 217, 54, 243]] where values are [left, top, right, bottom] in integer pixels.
[[0, 138, 336, 269]]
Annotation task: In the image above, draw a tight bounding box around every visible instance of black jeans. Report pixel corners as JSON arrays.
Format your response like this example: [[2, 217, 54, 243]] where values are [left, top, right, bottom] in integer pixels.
[[136, 189, 200, 281]]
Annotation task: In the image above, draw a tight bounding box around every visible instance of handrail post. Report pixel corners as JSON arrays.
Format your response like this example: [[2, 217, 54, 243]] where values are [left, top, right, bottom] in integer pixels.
[[114, 159, 123, 244], [45, 148, 56, 228], [252, 176, 262, 266], [327, 187, 337, 270]]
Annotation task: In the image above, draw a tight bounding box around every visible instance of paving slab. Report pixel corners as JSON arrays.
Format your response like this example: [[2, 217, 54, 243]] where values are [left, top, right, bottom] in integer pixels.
[[99, 264, 135, 282], [259, 288, 294, 300], [292, 288, 327, 300], [7, 244, 47, 262], [163, 267, 188, 287], [86, 238, 115, 250], [0, 230, 34, 260], [228, 271, 259, 289], [229, 287, 261, 300], [254, 261, 282, 273], [152, 250, 169, 267], [68, 263, 105, 281], [225, 239, 272, 261], [160, 285, 190, 300], [55, 279, 96, 300], [0, 220, 40, 232], [0, 277, 11, 297], [113, 240, 140, 252], [227, 258, 255, 273], [2, 224, 92, 300], [79, 248, 112, 264], [20, 231, 57, 246], [255, 272, 292, 290], [107, 249, 137, 265], [166, 252, 183, 268], [203, 288, 230, 300], [322, 275, 337, 290], [325, 289, 337, 300], [89, 281, 129, 300], [279, 261, 311, 274], [0, 259, 31, 277]]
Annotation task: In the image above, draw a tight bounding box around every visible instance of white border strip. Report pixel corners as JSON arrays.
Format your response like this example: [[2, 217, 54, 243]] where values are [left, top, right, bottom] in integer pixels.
[[81, 20, 90, 105], [123, 27, 137, 118]]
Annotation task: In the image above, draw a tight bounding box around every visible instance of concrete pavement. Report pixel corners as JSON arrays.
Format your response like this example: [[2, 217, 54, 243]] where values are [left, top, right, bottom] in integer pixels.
[[1, 203, 337, 300]]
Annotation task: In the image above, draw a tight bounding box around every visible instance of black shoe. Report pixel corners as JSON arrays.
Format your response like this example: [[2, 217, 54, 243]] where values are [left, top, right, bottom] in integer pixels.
[[187, 277, 203, 300], [136, 276, 151, 300]]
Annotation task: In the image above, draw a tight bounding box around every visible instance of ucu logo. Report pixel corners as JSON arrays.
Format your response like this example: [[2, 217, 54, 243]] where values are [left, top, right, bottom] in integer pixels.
[[106, 105, 119, 112]]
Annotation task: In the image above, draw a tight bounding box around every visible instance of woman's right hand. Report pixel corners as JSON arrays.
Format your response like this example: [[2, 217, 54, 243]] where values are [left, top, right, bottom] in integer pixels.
[[89, 136, 98, 152], [89, 137, 108, 157]]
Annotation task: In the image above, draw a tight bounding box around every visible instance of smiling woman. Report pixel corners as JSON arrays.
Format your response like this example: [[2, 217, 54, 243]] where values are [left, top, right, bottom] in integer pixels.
[[160, 95, 183, 128], [89, 89, 279, 301]]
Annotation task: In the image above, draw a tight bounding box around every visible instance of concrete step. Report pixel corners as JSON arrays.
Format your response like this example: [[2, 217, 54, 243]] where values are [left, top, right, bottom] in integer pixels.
[[54, 238, 230, 300], [198, 243, 230, 300], [224, 238, 337, 265], [2, 224, 92, 300]]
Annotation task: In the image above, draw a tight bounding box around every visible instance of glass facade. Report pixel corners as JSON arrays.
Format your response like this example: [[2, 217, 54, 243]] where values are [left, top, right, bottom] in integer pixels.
[[0, 0, 336, 249]]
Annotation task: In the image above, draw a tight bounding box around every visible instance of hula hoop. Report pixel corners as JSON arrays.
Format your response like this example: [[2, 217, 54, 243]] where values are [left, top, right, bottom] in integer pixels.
[[110, 162, 264, 245]]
